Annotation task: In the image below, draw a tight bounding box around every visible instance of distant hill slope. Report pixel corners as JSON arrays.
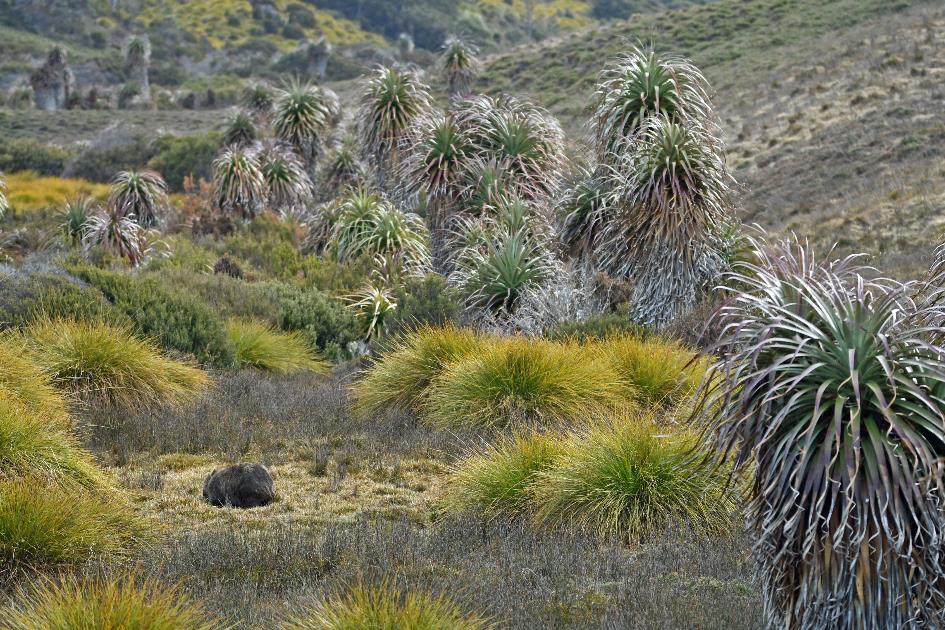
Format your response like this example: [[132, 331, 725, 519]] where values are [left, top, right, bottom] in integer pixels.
[[481, 0, 945, 276]]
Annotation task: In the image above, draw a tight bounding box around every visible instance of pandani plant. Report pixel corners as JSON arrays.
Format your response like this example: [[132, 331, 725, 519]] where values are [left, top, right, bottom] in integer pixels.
[[693, 235, 945, 629]]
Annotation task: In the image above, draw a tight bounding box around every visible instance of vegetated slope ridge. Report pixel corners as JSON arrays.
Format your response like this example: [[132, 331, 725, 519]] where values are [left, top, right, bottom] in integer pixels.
[[483, 0, 945, 275]]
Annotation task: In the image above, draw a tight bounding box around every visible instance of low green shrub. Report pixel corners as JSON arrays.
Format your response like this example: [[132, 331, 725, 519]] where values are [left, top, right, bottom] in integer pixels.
[[425, 337, 627, 428], [385, 274, 463, 336], [282, 582, 490, 630], [543, 312, 646, 343], [222, 216, 303, 279], [353, 325, 484, 416], [0, 575, 222, 630], [148, 267, 283, 325], [147, 132, 222, 192], [20, 318, 210, 410], [67, 135, 158, 183], [532, 415, 737, 543], [69, 264, 236, 367], [227, 319, 329, 374], [0, 271, 127, 331], [259, 281, 360, 362], [0, 138, 71, 176], [0, 479, 144, 573], [448, 430, 564, 517]]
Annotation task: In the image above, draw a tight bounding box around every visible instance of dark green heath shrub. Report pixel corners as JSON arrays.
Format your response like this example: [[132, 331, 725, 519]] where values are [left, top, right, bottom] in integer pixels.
[[544, 312, 647, 343], [385, 274, 462, 336], [0, 138, 72, 175], [69, 265, 236, 367], [258, 281, 360, 361], [147, 132, 222, 192], [0, 271, 128, 330], [222, 217, 303, 279]]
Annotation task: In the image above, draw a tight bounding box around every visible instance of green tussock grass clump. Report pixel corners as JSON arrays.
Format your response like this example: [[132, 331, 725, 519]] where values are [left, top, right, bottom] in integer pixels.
[[0, 334, 69, 426], [425, 336, 627, 428], [0, 392, 105, 490], [448, 430, 565, 517], [0, 574, 223, 630], [598, 335, 710, 409], [227, 319, 330, 374], [353, 325, 484, 416], [281, 582, 491, 630], [532, 413, 738, 543], [0, 479, 145, 574], [19, 318, 210, 410]]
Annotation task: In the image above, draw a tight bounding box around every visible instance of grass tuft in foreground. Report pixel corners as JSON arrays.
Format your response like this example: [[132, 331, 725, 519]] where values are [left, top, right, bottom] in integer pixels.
[[448, 430, 564, 517], [20, 318, 209, 410], [227, 319, 329, 374], [0, 574, 222, 630], [532, 414, 737, 543], [281, 582, 490, 630], [0, 479, 145, 575]]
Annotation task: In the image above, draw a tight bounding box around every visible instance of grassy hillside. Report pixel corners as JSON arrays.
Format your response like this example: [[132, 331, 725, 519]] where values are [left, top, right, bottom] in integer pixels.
[[481, 0, 945, 276]]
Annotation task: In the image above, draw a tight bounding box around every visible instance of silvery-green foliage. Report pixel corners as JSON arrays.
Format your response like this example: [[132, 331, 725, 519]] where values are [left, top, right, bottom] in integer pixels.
[[511, 263, 605, 335], [695, 235, 945, 629]]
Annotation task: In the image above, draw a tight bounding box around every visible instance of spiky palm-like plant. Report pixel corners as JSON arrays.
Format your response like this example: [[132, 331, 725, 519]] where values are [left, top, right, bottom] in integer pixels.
[[242, 83, 274, 120], [599, 115, 731, 326], [333, 188, 430, 276], [349, 284, 397, 340], [273, 81, 338, 166], [62, 196, 96, 245], [355, 66, 432, 178], [259, 141, 313, 217], [457, 157, 513, 217], [695, 236, 945, 628], [400, 112, 469, 203], [399, 112, 470, 268], [451, 226, 557, 315], [559, 166, 610, 261], [455, 95, 564, 205], [222, 110, 257, 148], [593, 45, 711, 158], [213, 147, 265, 220], [107, 170, 168, 227], [83, 206, 149, 266], [440, 36, 481, 96], [0, 173, 8, 218], [320, 142, 365, 198]]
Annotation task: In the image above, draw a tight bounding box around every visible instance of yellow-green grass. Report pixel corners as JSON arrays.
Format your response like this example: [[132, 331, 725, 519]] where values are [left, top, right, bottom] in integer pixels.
[[0, 333, 69, 427], [424, 336, 627, 428], [0, 392, 106, 490], [282, 582, 491, 630], [0, 574, 222, 630], [5, 171, 109, 214], [20, 318, 210, 410], [0, 479, 145, 573], [531, 413, 738, 543], [597, 335, 711, 410], [447, 430, 565, 517], [227, 319, 329, 374], [126, 0, 382, 50], [353, 325, 485, 416]]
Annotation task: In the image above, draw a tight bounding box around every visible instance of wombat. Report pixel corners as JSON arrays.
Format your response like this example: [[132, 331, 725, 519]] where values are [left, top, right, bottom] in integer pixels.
[[202, 463, 275, 508]]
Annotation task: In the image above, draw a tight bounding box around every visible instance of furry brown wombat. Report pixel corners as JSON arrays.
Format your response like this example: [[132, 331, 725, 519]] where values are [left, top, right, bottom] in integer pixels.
[[202, 463, 274, 508]]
